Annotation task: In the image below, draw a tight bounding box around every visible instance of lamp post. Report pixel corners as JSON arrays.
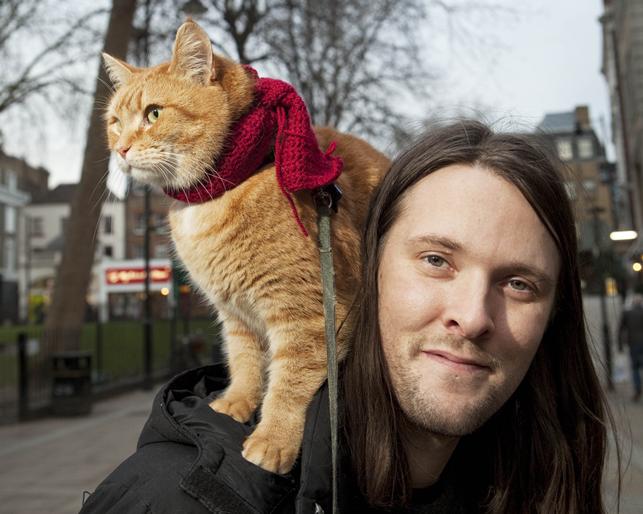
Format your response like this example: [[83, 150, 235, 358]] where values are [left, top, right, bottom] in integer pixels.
[[590, 206, 614, 390], [141, 0, 153, 390], [25, 215, 31, 324]]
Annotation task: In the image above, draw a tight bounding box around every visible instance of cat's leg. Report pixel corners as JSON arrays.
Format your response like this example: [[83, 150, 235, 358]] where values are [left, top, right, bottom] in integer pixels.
[[209, 311, 265, 423], [241, 315, 331, 474]]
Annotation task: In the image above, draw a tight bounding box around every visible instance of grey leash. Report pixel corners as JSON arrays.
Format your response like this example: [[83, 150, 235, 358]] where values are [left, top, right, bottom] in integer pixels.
[[314, 184, 342, 514]]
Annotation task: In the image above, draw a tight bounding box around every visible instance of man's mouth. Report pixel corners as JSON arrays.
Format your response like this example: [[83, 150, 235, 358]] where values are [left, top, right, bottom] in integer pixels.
[[420, 350, 492, 373]]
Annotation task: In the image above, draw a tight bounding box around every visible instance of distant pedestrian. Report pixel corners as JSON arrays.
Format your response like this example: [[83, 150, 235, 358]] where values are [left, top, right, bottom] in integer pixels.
[[619, 293, 643, 401]]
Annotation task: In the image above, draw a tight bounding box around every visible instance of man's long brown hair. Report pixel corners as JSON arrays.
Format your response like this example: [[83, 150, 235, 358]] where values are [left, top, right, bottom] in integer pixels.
[[342, 120, 620, 513]]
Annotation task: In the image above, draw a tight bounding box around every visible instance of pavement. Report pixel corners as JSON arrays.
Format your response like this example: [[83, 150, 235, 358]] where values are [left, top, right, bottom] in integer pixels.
[[0, 387, 158, 514], [604, 383, 643, 514], [0, 381, 641, 514]]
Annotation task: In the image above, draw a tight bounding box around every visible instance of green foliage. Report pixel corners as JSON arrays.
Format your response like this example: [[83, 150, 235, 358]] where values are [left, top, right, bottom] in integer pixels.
[[0, 319, 222, 387]]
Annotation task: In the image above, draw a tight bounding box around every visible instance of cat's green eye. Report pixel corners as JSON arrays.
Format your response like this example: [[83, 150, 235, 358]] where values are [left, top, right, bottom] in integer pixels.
[[145, 106, 162, 125]]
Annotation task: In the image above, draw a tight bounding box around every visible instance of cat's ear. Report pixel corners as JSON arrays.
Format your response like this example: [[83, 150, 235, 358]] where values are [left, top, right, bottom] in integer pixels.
[[169, 19, 215, 85], [102, 53, 137, 89]]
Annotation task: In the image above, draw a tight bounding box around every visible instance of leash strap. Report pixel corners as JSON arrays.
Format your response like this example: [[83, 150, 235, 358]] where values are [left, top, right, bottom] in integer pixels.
[[314, 184, 342, 514]]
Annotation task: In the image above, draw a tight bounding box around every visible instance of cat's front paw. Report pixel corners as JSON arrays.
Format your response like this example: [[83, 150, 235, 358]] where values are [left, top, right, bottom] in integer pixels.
[[209, 394, 256, 423], [242, 430, 299, 475]]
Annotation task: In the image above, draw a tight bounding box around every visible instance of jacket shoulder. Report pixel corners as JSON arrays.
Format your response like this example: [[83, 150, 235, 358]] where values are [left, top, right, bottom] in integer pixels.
[[80, 441, 207, 514]]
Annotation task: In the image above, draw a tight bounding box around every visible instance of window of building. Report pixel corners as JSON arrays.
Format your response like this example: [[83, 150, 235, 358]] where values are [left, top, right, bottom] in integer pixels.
[[131, 182, 146, 196], [104, 245, 113, 257], [3, 236, 15, 272], [134, 214, 146, 234], [154, 243, 169, 258], [7, 171, 17, 192], [557, 138, 573, 161], [582, 179, 597, 193], [104, 215, 113, 234], [564, 182, 576, 200], [4, 206, 16, 234], [577, 137, 594, 159], [30, 216, 43, 237]]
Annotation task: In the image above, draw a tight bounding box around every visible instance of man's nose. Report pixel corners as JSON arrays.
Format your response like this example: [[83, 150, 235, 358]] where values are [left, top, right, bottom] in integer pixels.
[[118, 145, 131, 158], [443, 277, 495, 340]]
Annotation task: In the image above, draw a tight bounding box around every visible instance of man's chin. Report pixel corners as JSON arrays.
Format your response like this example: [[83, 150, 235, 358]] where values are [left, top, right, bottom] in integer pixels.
[[402, 390, 503, 437]]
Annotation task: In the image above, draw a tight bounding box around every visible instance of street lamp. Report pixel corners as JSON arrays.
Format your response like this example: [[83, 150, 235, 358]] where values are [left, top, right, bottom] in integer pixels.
[[610, 230, 638, 241]]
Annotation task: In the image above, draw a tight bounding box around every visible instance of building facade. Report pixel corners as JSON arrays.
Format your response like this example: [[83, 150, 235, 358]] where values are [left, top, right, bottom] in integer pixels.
[[0, 150, 49, 323], [19, 184, 126, 321], [537, 105, 615, 251], [601, 0, 643, 234], [125, 182, 173, 260], [124, 181, 211, 319]]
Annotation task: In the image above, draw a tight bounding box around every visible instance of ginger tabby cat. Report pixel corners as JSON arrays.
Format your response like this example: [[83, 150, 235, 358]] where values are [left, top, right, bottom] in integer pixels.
[[103, 19, 389, 475]]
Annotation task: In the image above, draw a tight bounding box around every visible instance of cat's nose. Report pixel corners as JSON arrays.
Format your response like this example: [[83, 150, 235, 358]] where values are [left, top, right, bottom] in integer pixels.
[[118, 146, 131, 158]]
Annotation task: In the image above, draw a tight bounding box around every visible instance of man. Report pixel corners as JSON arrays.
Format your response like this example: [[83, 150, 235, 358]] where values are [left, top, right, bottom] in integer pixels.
[[619, 294, 643, 401], [342, 121, 613, 513], [80, 121, 614, 513]]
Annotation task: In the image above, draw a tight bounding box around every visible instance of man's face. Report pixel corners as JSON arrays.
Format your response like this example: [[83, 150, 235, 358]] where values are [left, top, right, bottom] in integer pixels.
[[378, 164, 560, 437]]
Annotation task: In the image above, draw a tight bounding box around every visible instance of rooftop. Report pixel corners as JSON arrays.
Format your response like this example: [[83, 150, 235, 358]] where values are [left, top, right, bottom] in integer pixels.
[[31, 183, 77, 205], [537, 111, 577, 133]]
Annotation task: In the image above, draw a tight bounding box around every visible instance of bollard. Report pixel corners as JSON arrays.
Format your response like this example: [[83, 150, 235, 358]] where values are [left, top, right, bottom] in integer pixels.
[[17, 332, 28, 421]]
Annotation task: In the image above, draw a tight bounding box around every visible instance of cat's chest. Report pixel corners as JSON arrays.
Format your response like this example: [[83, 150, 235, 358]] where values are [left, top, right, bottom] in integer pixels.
[[169, 202, 249, 303]]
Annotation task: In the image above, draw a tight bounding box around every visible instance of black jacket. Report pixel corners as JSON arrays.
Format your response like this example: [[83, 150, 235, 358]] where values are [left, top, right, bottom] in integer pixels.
[[80, 365, 475, 514]]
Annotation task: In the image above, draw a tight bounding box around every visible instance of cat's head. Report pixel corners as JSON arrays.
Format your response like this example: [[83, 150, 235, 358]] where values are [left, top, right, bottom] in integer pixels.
[[103, 19, 255, 190]]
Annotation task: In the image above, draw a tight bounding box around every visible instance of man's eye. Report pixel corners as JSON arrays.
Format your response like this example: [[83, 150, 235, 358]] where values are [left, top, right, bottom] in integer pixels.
[[508, 279, 532, 292], [424, 255, 448, 268]]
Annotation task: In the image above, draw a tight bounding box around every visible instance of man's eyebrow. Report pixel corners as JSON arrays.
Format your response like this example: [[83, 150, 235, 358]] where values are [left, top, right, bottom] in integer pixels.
[[407, 234, 462, 251]]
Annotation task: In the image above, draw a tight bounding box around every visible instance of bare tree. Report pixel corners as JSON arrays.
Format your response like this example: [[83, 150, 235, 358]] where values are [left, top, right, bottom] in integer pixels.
[[43, 0, 138, 351], [263, 0, 429, 141], [193, 0, 510, 145], [0, 0, 109, 133]]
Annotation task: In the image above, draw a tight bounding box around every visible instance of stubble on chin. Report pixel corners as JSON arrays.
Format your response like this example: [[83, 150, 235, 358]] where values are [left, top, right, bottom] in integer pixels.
[[385, 334, 505, 437]]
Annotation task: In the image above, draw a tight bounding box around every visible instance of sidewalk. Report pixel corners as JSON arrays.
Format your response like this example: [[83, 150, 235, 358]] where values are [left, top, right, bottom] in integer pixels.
[[0, 387, 158, 514], [0, 383, 642, 514], [604, 383, 643, 514]]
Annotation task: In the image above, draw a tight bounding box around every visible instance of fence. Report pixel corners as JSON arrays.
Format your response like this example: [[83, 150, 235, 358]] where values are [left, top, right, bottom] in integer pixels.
[[0, 319, 222, 424]]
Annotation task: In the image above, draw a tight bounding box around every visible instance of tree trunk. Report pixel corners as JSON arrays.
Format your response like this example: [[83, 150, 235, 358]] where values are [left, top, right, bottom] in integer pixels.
[[44, 0, 137, 351]]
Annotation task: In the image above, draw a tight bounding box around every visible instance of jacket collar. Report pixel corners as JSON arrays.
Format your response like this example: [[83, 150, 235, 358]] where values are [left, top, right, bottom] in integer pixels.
[[138, 365, 338, 513]]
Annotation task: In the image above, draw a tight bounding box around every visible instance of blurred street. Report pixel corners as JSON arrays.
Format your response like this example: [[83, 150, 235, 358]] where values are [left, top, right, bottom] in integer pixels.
[[0, 387, 158, 514], [604, 384, 643, 514], [0, 376, 641, 514]]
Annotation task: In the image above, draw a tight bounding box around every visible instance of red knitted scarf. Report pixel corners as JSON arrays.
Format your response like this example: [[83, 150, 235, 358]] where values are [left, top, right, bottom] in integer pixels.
[[163, 67, 343, 237]]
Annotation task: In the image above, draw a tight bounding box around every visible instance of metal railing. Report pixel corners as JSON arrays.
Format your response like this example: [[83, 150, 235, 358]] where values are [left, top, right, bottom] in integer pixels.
[[0, 319, 222, 424]]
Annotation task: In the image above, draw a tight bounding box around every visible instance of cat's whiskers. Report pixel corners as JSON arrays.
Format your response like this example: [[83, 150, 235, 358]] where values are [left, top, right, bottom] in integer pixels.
[[88, 165, 113, 208], [153, 151, 182, 186], [153, 160, 178, 188], [90, 172, 117, 246], [157, 150, 219, 199]]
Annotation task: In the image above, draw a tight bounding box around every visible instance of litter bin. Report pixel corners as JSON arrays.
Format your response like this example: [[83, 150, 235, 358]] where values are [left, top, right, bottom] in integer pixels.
[[51, 351, 92, 415]]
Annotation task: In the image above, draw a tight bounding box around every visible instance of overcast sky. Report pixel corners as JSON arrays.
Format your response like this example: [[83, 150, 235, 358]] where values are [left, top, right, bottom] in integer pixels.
[[428, 0, 610, 137], [5, 0, 610, 188]]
